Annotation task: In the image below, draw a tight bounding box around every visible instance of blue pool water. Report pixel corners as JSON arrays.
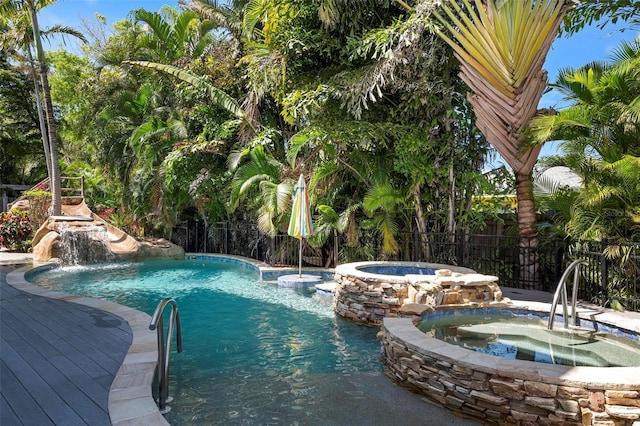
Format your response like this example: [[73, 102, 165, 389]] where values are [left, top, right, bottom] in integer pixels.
[[357, 265, 435, 276], [418, 309, 640, 367], [27, 258, 476, 425]]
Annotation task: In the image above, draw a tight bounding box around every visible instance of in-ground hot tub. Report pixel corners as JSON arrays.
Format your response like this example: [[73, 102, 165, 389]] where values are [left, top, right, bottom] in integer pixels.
[[333, 261, 509, 326], [381, 302, 640, 425]]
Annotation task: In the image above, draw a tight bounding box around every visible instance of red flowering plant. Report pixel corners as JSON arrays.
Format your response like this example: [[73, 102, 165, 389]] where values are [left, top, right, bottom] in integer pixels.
[[0, 211, 34, 252], [96, 206, 114, 221]]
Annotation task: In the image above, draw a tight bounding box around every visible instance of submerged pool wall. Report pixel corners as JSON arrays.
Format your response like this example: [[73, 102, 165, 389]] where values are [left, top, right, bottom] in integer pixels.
[[381, 304, 640, 426], [186, 253, 335, 281]]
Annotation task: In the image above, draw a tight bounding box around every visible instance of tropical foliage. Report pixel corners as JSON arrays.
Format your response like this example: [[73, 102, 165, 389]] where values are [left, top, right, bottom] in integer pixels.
[[0, 211, 33, 251], [2, 0, 638, 263], [562, 0, 640, 34], [0, 49, 48, 184], [531, 37, 640, 241]]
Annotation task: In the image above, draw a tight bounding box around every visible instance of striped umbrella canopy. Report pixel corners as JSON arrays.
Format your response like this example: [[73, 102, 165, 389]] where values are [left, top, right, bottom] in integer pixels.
[[288, 174, 313, 276]]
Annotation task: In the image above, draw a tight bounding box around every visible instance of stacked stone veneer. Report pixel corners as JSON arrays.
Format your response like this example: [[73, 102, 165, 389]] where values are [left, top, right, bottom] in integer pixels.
[[333, 262, 510, 326], [381, 318, 640, 426]]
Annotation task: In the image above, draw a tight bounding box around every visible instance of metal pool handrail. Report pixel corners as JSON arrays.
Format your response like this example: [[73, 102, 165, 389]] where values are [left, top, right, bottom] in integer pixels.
[[150, 297, 183, 413], [547, 259, 588, 330]]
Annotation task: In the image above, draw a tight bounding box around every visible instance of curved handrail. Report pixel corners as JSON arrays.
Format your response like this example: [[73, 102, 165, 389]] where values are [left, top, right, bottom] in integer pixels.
[[150, 297, 182, 413], [547, 259, 588, 330]]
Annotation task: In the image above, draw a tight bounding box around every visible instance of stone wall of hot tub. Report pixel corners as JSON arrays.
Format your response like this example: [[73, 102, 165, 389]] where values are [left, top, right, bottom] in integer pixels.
[[333, 261, 509, 326], [381, 317, 640, 426]]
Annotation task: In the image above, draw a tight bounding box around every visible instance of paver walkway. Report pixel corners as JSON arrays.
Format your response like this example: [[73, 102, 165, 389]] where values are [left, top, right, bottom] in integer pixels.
[[0, 265, 132, 425]]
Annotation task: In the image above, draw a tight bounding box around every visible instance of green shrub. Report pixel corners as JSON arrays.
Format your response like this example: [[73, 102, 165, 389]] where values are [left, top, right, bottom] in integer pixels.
[[0, 211, 34, 252]]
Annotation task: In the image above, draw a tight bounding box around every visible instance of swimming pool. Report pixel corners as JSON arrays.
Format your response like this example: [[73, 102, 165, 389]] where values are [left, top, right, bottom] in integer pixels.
[[27, 258, 478, 425]]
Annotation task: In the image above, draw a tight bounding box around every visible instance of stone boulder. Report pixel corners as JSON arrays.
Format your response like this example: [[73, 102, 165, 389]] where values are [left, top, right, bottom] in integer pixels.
[[136, 238, 185, 260]]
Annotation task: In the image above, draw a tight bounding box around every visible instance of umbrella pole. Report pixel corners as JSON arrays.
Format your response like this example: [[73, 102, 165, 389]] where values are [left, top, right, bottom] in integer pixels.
[[298, 238, 302, 277]]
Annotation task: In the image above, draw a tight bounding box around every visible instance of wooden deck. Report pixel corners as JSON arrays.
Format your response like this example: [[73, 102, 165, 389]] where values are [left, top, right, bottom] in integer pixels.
[[0, 265, 132, 425]]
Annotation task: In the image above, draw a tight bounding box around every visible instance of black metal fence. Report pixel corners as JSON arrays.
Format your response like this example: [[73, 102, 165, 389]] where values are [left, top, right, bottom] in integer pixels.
[[568, 240, 640, 311], [171, 220, 639, 312]]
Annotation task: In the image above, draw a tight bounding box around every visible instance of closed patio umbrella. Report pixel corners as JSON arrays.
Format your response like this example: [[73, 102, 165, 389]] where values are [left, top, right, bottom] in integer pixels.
[[288, 174, 313, 277]]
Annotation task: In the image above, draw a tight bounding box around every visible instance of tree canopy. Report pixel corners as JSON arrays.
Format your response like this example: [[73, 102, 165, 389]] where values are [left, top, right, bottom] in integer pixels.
[[3, 0, 639, 256]]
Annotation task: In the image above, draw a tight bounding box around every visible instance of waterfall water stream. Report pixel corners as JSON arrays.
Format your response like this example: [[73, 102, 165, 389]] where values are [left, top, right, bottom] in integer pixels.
[[57, 223, 115, 265]]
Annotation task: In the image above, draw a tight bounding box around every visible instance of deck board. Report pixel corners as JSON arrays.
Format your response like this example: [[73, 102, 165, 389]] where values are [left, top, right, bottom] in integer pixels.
[[1, 338, 85, 425], [0, 266, 133, 425], [0, 361, 54, 426]]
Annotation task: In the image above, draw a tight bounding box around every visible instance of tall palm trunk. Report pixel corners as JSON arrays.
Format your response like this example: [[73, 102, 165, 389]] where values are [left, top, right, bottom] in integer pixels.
[[515, 170, 538, 282], [26, 48, 52, 182], [413, 183, 431, 260], [28, 1, 61, 215]]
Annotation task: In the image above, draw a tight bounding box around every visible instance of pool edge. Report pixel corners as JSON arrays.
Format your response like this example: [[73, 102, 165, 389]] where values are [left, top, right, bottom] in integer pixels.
[[6, 263, 168, 426]]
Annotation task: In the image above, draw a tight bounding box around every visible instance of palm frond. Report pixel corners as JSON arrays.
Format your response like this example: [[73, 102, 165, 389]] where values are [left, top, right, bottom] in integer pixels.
[[242, 0, 265, 41], [123, 60, 251, 127], [434, 0, 572, 173], [285, 129, 320, 167], [227, 147, 251, 171], [41, 24, 87, 45], [372, 214, 399, 254], [529, 105, 591, 144], [363, 181, 403, 214], [134, 9, 174, 51]]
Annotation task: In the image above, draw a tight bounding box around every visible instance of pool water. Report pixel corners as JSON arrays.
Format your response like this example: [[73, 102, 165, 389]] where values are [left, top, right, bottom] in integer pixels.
[[357, 265, 435, 276], [28, 259, 475, 425], [419, 313, 640, 367]]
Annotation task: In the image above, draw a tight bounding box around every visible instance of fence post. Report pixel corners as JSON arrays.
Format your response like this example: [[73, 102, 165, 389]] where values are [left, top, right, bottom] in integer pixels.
[[456, 230, 464, 266], [182, 221, 187, 252], [224, 222, 228, 254], [554, 237, 566, 292], [203, 222, 208, 253], [600, 239, 609, 306], [270, 236, 275, 266], [196, 220, 199, 252], [255, 227, 260, 261]]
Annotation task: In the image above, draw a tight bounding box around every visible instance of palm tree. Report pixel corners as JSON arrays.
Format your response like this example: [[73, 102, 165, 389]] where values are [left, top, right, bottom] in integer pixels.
[[530, 38, 640, 240], [310, 203, 353, 266], [187, 0, 247, 43], [1, 0, 85, 215], [433, 0, 573, 278], [530, 38, 640, 162], [363, 180, 408, 255], [227, 144, 292, 236], [28, 2, 62, 214], [123, 4, 254, 132], [133, 6, 217, 65]]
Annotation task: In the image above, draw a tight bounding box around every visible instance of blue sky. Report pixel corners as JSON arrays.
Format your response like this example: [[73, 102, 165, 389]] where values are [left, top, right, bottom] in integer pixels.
[[39, 0, 639, 162], [38, 1, 639, 76], [39, 0, 180, 30]]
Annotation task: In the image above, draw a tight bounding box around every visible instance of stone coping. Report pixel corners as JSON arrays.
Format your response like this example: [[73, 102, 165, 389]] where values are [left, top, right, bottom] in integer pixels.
[[6, 264, 168, 426], [335, 260, 476, 284], [384, 300, 640, 389]]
